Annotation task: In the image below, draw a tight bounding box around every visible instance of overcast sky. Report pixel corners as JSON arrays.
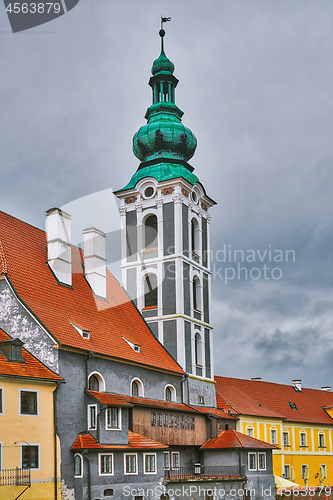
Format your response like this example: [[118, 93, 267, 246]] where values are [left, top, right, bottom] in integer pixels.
[[1, 0, 332, 390]]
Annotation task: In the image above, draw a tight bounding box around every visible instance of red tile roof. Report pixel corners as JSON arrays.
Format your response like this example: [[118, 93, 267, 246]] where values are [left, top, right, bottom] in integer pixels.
[[201, 430, 278, 450], [215, 376, 333, 425], [87, 390, 200, 413], [0, 211, 183, 375], [71, 431, 168, 450], [192, 406, 237, 419], [0, 328, 62, 381]]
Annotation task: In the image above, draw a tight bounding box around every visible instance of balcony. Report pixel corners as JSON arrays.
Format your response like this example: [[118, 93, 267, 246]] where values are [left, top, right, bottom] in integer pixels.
[[164, 465, 244, 481], [0, 468, 31, 487]]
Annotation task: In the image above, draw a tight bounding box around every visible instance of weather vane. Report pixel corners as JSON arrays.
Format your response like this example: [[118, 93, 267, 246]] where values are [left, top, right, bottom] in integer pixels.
[[161, 16, 171, 30]]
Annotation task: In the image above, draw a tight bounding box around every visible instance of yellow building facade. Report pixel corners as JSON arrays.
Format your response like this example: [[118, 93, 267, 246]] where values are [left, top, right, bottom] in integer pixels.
[[215, 376, 333, 488], [0, 330, 63, 499]]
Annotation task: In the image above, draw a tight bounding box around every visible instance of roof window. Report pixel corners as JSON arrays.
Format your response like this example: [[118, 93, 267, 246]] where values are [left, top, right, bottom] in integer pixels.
[[0, 339, 24, 362], [71, 323, 90, 339], [123, 337, 140, 352], [288, 402, 297, 410]]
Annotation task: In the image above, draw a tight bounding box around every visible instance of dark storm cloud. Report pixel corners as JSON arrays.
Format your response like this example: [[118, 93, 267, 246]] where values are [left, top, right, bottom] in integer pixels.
[[1, 0, 332, 389]]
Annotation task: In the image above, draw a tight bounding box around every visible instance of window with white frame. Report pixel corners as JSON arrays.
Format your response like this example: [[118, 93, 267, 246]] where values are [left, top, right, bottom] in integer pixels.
[[99, 453, 113, 475], [22, 444, 39, 469], [320, 464, 327, 479], [74, 454, 83, 478], [270, 429, 277, 445], [106, 407, 121, 429], [319, 434, 325, 448], [144, 274, 158, 308], [284, 465, 290, 479], [300, 432, 307, 447], [258, 453, 266, 470], [164, 452, 170, 469], [283, 432, 289, 447], [88, 404, 97, 430], [124, 454, 137, 474], [20, 389, 38, 415], [131, 378, 144, 397], [165, 385, 176, 402], [171, 452, 180, 469], [301, 465, 307, 479], [247, 427, 253, 437], [195, 332, 203, 366], [88, 374, 99, 391], [248, 453, 256, 470], [144, 453, 156, 474]]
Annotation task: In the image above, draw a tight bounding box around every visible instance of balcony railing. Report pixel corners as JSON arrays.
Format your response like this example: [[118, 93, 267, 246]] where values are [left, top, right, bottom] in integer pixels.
[[0, 468, 31, 487], [165, 465, 244, 481]]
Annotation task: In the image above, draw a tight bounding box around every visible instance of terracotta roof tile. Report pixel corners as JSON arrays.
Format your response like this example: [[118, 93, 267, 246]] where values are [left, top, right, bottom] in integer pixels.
[[87, 390, 200, 413], [215, 376, 333, 425], [201, 430, 278, 450], [0, 211, 183, 375], [71, 431, 168, 450], [0, 328, 62, 381], [192, 406, 237, 419]]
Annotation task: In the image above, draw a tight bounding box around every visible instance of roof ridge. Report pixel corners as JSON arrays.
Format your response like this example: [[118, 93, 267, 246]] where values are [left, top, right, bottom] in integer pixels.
[[215, 375, 329, 393]]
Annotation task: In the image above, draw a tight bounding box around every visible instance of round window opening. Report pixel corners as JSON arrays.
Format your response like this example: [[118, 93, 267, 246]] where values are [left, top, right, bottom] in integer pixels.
[[144, 187, 155, 198], [191, 191, 198, 203]]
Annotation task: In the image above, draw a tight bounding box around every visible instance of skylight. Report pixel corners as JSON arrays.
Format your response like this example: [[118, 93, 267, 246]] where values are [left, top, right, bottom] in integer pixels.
[[288, 402, 297, 410], [123, 337, 140, 352], [71, 323, 90, 339]]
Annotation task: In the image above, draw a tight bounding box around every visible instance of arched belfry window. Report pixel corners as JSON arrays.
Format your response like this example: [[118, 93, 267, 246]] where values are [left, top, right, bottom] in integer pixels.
[[144, 274, 157, 308], [193, 276, 201, 311], [191, 218, 200, 261], [88, 374, 99, 392], [195, 332, 203, 366], [145, 215, 158, 251]]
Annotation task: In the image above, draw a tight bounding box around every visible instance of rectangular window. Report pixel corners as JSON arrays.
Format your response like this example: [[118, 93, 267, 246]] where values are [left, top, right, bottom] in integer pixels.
[[284, 465, 290, 479], [22, 445, 39, 469], [164, 452, 170, 469], [248, 452, 256, 470], [247, 428, 253, 437], [0, 388, 3, 414], [99, 454, 113, 475], [151, 412, 156, 427], [125, 454, 137, 474], [88, 405, 97, 430], [144, 453, 156, 474], [321, 465, 327, 479], [20, 390, 38, 415], [258, 453, 266, 470], [157, 413, 162, 427], [283, 432, 289, 447], [169, 415, 174, 428], [174, 415, 179, 429], [319, 434, 325, 448], [163, 414, 168, 427], [190, 417, 195, 430], [180, 415, 184, 429], [300, 432, 306, 447], [270, 429, 277, 445], [11, 344, 22, 360], [185, 416, 189, 429], [301, 465, 307, 479], [171, 452, 180, 469], [106, 408, 120, 429]]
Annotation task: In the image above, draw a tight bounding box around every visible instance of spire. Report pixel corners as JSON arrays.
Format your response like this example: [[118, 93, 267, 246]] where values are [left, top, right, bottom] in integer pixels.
[[132, 24, 197, 167]]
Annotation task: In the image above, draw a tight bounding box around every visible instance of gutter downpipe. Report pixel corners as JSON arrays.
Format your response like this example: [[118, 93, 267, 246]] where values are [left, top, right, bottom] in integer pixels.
[[53, 380, 63, 500], [83, 453, 92, 500]]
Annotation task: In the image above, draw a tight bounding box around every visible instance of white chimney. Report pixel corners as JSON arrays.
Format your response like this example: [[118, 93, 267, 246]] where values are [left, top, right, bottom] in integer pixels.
[[251, 377, 262, 381], [83, 227, 107, 299], [321, 386, 331, 392], [46, 208, 72, 286], [292, 379, 302, 392]]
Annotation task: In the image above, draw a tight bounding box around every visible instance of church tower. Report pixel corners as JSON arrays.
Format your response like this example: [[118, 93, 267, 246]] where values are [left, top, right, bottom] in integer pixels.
[[114, 27, 216, 406]]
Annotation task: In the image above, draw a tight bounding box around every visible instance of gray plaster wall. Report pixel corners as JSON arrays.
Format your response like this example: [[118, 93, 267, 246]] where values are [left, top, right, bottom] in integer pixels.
[[163, 320, 177, 360], [74, 449, 165, 500], [163, 203, 175, 256], [203, 450, 239, 467], [126, 210, 137, 262], [126, 267, 137, 304], [0, 278, 58, 372], [147, 321, 158, 338], [184, 321, 192, 374], [203, 273, 209, 324], [165, 478, 246, 500], [162, 261, 176, 315], [204, 328, 211, 379], [187, 377, 216, 407]]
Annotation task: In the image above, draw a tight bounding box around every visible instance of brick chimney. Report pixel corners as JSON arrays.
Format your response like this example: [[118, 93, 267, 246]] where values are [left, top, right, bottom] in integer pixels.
[[46, 208, 72, 286], [83, 227, 106, 299]]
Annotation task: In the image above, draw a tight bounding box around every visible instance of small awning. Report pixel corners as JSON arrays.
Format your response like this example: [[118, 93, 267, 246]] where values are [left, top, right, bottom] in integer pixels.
[[275, 476, 300, 489]]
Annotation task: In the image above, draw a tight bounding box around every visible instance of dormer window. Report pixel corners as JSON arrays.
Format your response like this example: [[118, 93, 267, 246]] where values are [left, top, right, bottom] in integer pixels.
[[0, 339, 24, 363], [71, 323, 90, 339], [123, 338, 140, 353]]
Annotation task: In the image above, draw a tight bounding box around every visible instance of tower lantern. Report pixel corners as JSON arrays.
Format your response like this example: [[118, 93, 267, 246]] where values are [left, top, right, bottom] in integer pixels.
[[114, 26, 216, 407]]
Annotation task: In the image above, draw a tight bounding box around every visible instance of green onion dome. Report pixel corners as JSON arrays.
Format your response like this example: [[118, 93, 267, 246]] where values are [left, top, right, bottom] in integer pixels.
[[152, 30, 175, 75]]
